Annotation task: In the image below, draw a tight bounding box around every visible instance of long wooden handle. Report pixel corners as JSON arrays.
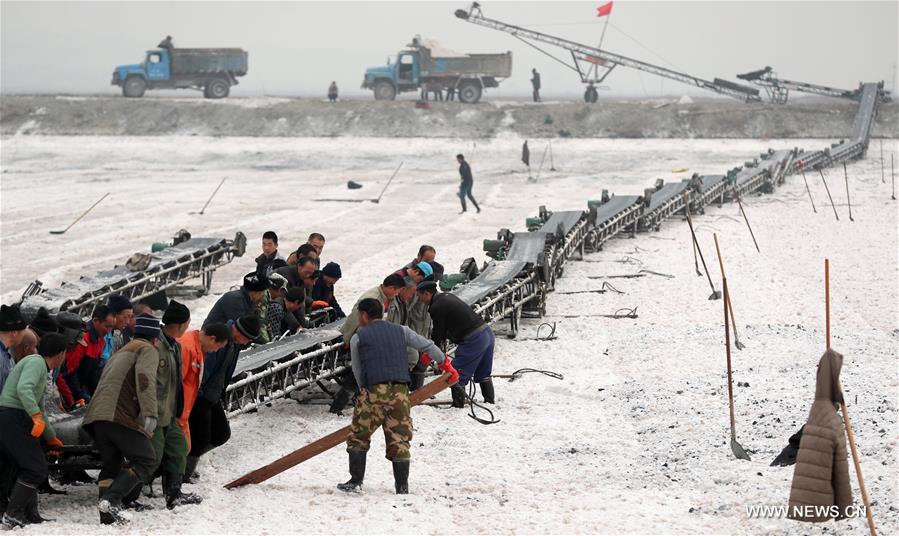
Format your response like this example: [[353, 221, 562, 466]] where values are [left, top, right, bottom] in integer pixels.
[[225, 373, 452, 489], [840, 386, 876, 536], [723, 278, 736, 435], [713, 234, 740, 335], [825, 258, 830, 350]]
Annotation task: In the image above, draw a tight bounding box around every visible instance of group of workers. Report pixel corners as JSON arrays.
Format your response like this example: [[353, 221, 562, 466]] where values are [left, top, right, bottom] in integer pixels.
[[0, 229, 498, 526]]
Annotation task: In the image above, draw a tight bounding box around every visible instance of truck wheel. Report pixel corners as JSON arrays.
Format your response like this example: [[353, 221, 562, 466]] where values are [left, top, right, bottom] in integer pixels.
[[206, 79, 230, 99], [123, 77, 147, 98], [458, 82, 482, 104], [373, 81, 396, 101]]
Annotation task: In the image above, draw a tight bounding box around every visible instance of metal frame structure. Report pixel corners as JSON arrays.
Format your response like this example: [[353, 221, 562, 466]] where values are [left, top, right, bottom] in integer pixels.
[[20, 232, 247, 317], [454, 3, 761, 102], [737, 66, 891, 105]]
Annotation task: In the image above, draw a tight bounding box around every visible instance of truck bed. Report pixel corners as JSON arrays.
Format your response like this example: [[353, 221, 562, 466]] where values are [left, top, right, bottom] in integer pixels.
[[420, 51, 511, 78], [170, 48, 248, 76]]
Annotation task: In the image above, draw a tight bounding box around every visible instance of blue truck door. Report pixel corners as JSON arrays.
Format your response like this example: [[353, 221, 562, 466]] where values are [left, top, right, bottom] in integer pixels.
[[146, 50, 169, 81]]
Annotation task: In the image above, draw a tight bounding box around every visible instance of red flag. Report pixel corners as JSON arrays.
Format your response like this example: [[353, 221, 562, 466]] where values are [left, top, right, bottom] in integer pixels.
[[597, 1, 613, 17]]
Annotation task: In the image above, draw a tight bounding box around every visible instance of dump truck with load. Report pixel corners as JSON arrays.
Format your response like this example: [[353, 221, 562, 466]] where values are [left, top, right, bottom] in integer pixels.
[[112, 48, 248, 98], [362, 37, 511, 103]]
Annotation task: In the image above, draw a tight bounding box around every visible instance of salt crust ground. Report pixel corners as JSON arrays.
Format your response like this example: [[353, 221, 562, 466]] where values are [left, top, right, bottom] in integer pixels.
[[0, 136, 896, 534]]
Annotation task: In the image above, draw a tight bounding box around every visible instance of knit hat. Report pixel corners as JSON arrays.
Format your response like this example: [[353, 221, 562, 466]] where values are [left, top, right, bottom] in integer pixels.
[[268, 273, 289, 292], [0, 304, 26, 332], [321, 262, 342, 279], [162, 300, 190, 325], [108, 294, 134, 314], [29, 307, 58, 337], [416, 261, 433, 278], [56, 311, 88, 347], [235, 315, 262, 342], [416, 281, 438, 293], [133, 313, 161, 339], [242, 272, 267, 292], [285, 287, 305, 303]]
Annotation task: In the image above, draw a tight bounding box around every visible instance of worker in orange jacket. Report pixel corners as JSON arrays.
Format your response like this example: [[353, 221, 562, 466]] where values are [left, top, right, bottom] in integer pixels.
[[175, 325, 229, 453]]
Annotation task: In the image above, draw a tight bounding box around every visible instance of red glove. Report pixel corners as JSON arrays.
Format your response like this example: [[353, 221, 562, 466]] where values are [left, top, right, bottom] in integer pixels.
[[438, 359, 460, 385], [311, 300, 330, 310], [73, 399, 86, 409], [46, 437, 64, 456], [420, 353, 432, 366], [30, 413, 45, 438]]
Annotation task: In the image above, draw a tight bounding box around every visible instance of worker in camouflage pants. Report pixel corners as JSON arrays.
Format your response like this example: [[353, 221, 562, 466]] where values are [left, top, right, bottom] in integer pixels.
[[337, 298, 456, 495]]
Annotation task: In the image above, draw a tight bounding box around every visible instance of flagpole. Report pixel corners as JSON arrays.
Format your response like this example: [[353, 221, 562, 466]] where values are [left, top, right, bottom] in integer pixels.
[[593, 3, 612, 81]]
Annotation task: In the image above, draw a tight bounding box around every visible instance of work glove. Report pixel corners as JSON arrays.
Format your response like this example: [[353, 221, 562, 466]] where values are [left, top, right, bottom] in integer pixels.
[[438, 359, 460, 385], [420, 353, 432, 367], [46, 437, 64, 456], [30, 413, 45, 438], [143, 416, 158, 436], [73, 398, 86, 409], [310, 300, 330, 310]]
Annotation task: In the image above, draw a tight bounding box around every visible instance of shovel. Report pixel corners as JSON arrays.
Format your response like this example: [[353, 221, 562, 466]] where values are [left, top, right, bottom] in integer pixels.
[[683, 193, 721, 300], [723, 279, 751, 461], [50, 192, 109, 234]]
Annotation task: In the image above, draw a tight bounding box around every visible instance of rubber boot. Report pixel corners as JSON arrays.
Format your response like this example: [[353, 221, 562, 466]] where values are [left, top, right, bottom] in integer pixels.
[[336, 450, 366, 492], [163, 471, 203, 510], [38, 476, 67, 494], [25, 493, 53, 524], [182, 456, 200, 484], [479, 378, 495, 404], [450, 383, 466, 408], [392, 460, 409, 495], [122, 482, 152, 512], [99, 469, 141, 525], [1, 481, 35, 528], [329, 387, 353, 415]]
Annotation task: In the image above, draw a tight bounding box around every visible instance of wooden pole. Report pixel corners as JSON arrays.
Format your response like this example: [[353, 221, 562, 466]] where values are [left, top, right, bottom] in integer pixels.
[[800, 166, 817, 213], [880, 139, 885, 183], [843, 163, 854, 222], [713, 234, 743, 349], [732, 186, 760, 252], [197, 178, 227, 215], [826, 259, 876, 536], [225, 373, 453, 489], [49, 192, 110, 234]]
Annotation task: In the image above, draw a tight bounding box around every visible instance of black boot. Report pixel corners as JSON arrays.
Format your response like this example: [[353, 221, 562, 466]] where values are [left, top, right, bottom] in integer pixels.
[[182, 456, 200, 484], [451, 384, 466, 408], [479, 378, 495, 404], [25, 493, 53, 524], [336, 450, 366, 492], [99, 470, 141, 525], [329, 387, 353, 415], [163, 471, 202, 510], [410, 372, 425, 391], [38, 477, 67, 495], [2, 481, 35, 528], [392, 460, 409, 495]]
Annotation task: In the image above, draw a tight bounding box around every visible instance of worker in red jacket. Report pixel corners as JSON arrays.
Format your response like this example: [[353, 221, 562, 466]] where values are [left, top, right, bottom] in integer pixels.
[[61, 305, 115, 404]]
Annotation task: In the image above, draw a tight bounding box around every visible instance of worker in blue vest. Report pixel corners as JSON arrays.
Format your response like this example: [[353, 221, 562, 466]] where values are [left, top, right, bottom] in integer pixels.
[[338, 298, 457, 495]]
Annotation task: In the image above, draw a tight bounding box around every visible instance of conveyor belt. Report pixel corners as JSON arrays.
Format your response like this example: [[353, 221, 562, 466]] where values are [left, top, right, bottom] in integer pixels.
[[233, 321, 346, 375], [538, 210, 585, 237], [639, 181, 689, 230], [506, 232, 547, 262], [689, 175, 726, 213], [590, 195, 642, 224], [452, 260, 529, 306], [20, 234, 245, 317], [851, 83, 880, 143]]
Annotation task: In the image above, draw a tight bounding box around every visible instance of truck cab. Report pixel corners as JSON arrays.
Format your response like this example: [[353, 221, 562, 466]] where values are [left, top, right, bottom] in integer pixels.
[[112, 49, 171, 97], [363, 50, 420, 100]]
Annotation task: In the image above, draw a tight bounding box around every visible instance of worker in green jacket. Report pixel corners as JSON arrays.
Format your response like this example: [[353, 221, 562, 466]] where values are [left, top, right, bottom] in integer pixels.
[[0, 334, 67, 528], [153, 300, 202, 509]]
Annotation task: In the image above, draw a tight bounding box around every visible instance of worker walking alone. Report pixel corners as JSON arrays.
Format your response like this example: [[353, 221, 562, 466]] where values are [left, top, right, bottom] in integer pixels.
[[328, 82, 338, 103], [456, 154, 481, 214], [531, 68, 541, 102], [337, 298, 457, 495]]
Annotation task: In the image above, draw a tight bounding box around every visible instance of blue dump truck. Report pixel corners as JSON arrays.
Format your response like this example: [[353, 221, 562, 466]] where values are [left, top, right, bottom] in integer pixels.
[[362, 37, 511, 103], [112, 48, 249, 98]]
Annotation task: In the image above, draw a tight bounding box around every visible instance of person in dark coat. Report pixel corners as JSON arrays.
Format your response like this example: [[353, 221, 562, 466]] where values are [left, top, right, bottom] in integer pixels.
[[530, 68, 541, 102], [456, 154, 481, 214], [255, 231, 286, 278], [267, 287, 306, 338], [407, 245, 444, 282], [0, 305, 28, 393], [62, 305, 115, 404], [328, 82, 338, 103], [416, 281, 495, 408], [203, 272, 267, 328], [184, 316, 261, 481], [157, 35, 174, 50], [310, 262, 345, 318]]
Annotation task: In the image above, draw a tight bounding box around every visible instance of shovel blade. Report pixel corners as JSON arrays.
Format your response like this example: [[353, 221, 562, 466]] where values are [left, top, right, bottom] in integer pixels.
[[734, 339, 746, 351], [695, 270, 703, 277], [731, 438, 752, 461], [709, 290, 722, 300]]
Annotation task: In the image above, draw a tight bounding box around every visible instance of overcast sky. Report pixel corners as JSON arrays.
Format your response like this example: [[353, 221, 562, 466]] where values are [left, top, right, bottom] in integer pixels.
[[1, 1, 896, 98]]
